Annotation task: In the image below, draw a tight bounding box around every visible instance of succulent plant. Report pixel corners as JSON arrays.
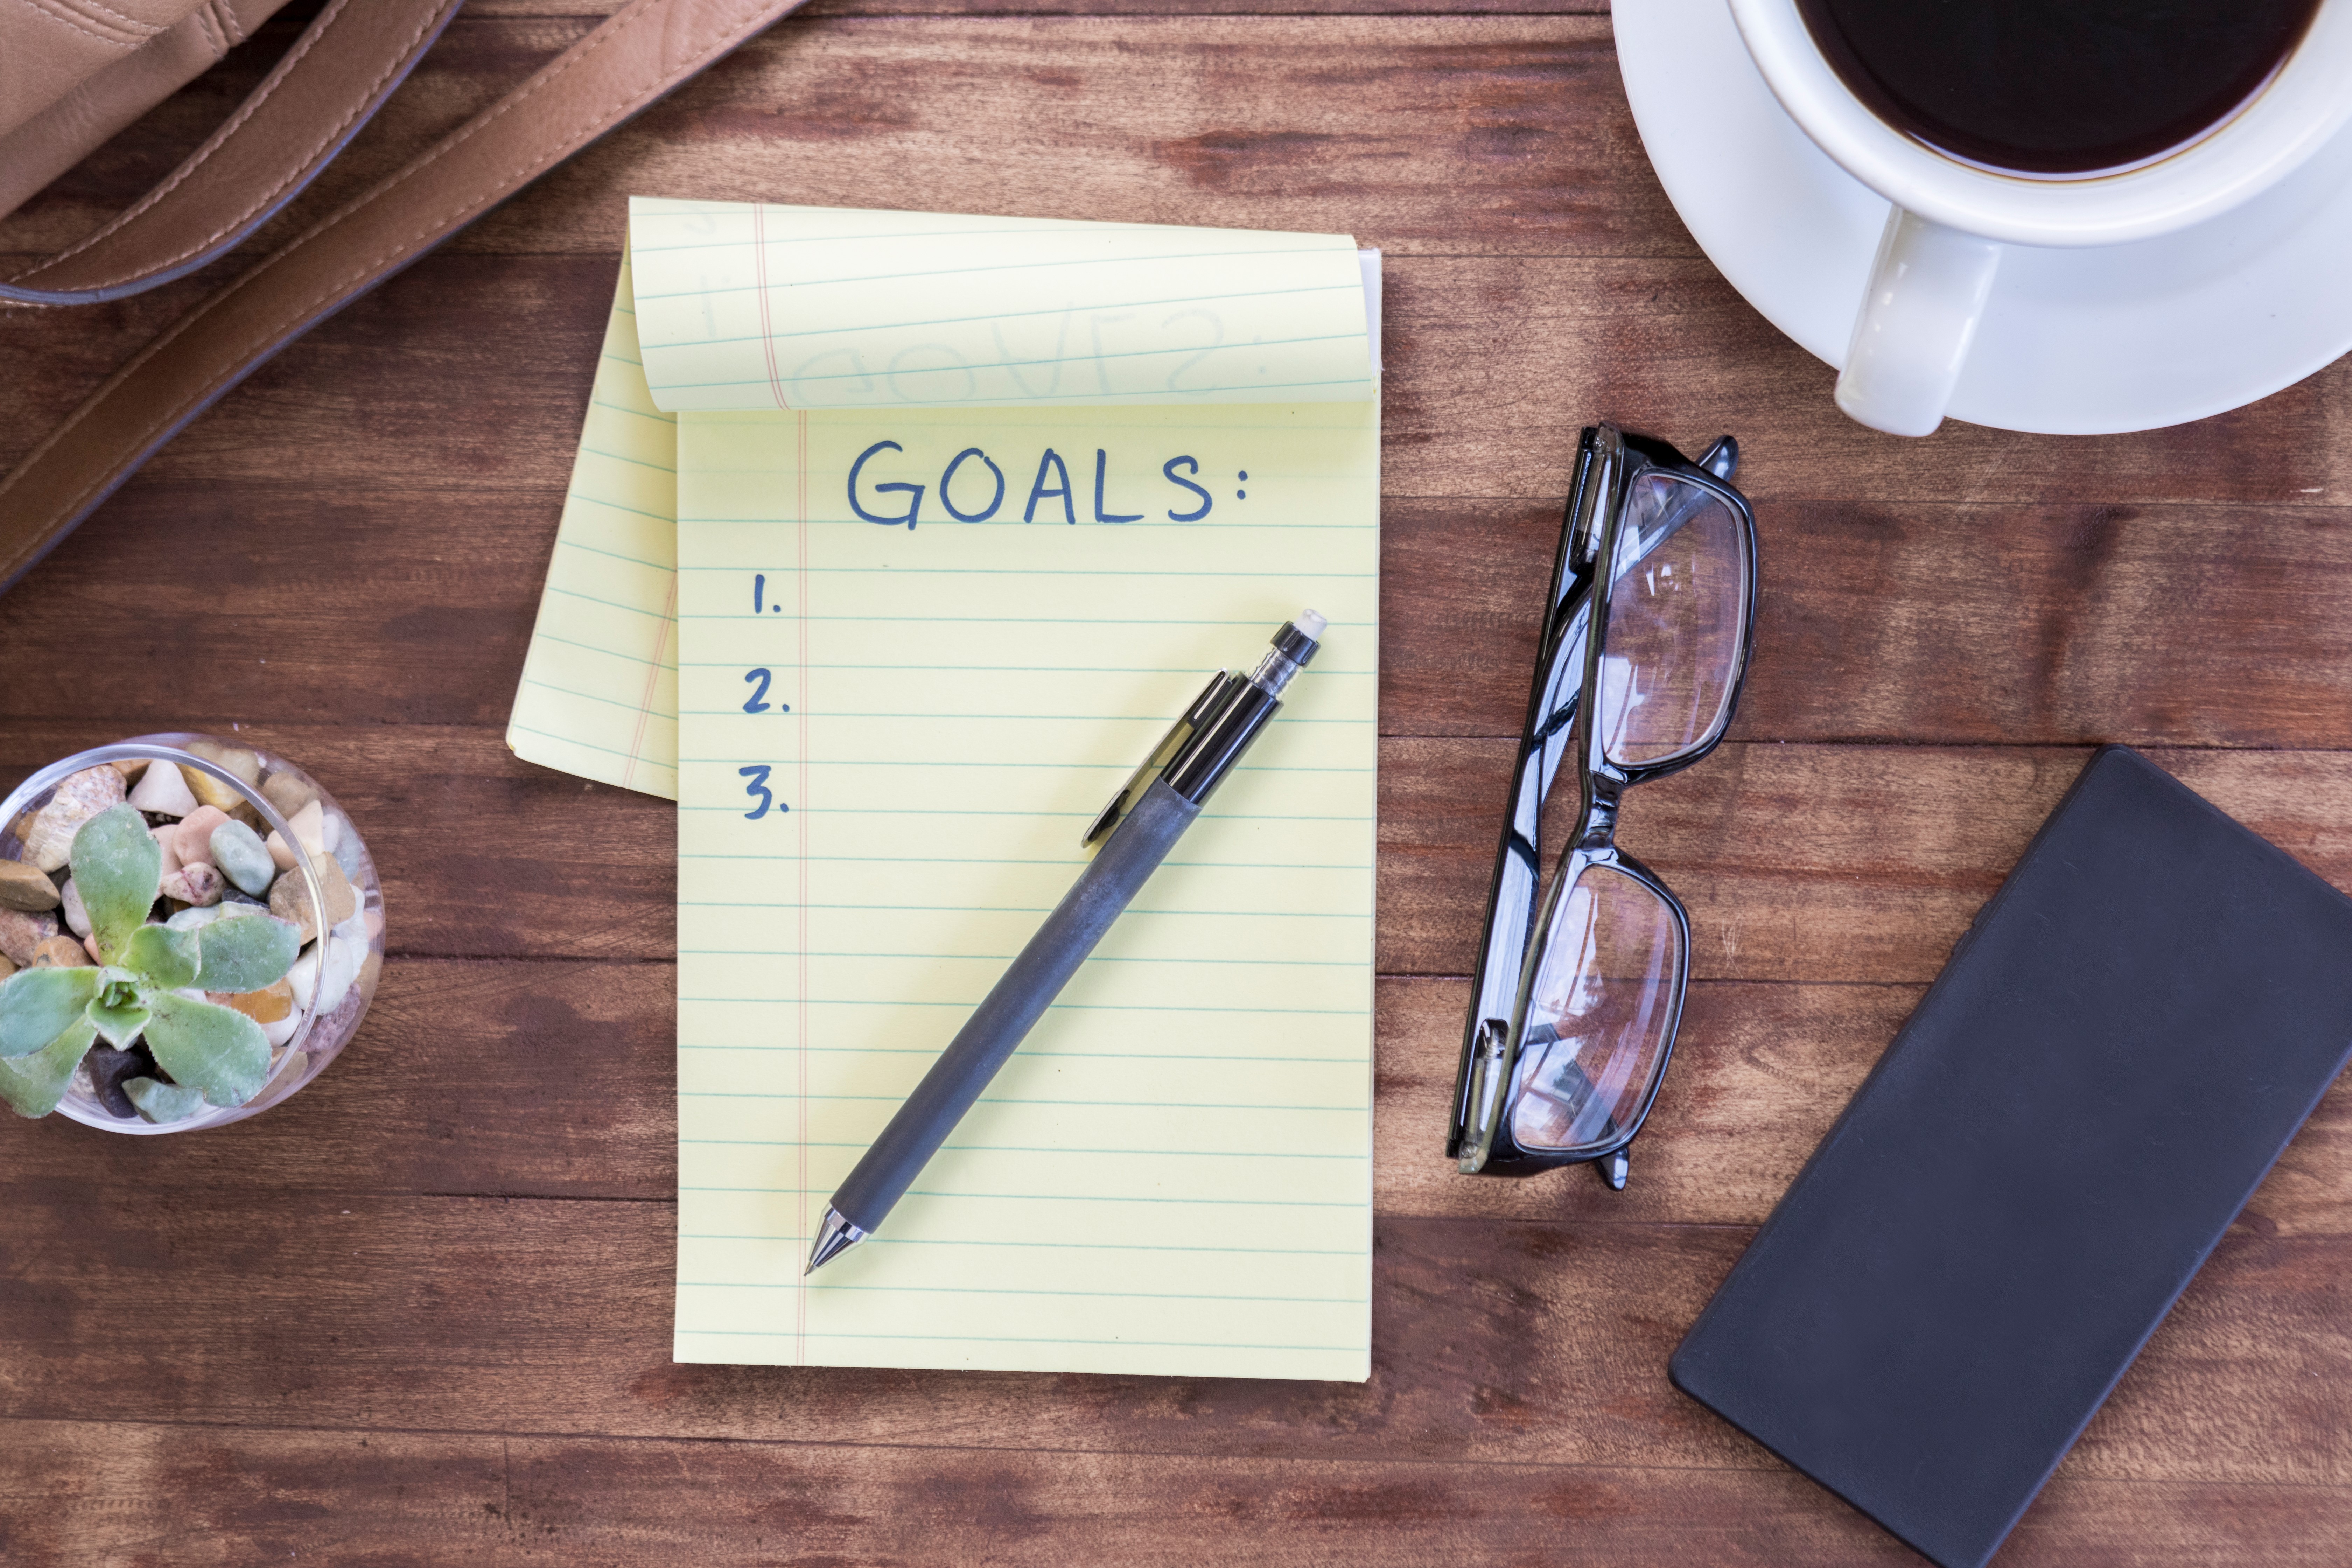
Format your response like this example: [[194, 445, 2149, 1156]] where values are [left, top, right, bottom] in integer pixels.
[[0, 803, 299, 1122]]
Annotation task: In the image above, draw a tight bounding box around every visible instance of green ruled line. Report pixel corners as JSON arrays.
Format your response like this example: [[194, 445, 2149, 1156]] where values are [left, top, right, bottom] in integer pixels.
[[677, 1234, 1364, 1256], [681, 1281, 1366, 1303], [674, 1329, 1364, 1351], [522, 677, 665, 714], [507, 723, 671, 764], [556, 538, 672, 570], [679, 1140, 1367, 1160], [683, 1094, 1365, 1111], [676, 950, 1363, 966], [677, 998, 1365, 1014], [678, 902, 1366, 917], [679, 1047, 1364, 1063], [528, 630, 677, 670], [679, 1186, 1363, 1206]]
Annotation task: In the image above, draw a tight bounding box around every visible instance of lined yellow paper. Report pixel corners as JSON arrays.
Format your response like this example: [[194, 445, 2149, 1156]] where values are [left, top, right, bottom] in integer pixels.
[[511, 200, 1381, 1379], [672, 404, 1377, 1379], [629, 197, 1377, 411], [506, 255, 681, 798]]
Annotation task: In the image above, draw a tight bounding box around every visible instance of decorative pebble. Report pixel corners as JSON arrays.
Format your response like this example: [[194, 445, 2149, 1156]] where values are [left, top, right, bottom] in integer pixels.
[[212, 977, 295, 1025], [31, 934, 92, 967], [209, 821, 275, 897], [0, 858, 61, 912], [263, 770, 318, 821], [82, 1045, 145, 1118], [264, 799, 326, 872], [269, 853, 356, 944], [0, 908, 59, 966], [82, 934, 103, 964], [20, 766, 126, 872], [161, 863, 225, 907], [172, 805, 231, 868], [181, 741, 262, 812], [150, 824, 183, 878], [59, 877, 90, 938], [126, 760, 198, 817], [0, 953, 14, 980]]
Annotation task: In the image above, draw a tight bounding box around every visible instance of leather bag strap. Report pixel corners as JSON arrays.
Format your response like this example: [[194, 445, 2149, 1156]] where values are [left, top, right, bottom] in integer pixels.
[[0, 0, 809, 593], [0, 0, 464, 306]]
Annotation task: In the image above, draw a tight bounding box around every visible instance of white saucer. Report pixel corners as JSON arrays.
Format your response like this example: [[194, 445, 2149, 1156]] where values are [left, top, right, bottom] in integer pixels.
[[1614, 0, 2352, 434]]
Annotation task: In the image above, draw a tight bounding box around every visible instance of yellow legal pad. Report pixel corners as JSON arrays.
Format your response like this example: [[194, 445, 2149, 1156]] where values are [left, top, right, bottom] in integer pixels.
[[511, 200, 1379, 1380]]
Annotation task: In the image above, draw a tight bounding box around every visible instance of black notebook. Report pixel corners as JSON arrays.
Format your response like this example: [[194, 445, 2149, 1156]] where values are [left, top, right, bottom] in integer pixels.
[[1670, 746, 2352, 1568]]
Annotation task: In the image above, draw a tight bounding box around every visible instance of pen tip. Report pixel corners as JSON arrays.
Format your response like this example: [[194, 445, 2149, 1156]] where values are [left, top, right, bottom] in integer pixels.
[[804, 1207, 867, 1274]]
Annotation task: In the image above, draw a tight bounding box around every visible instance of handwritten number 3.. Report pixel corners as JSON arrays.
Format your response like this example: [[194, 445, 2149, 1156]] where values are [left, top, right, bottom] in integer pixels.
[[739, 765, 786, 820], [743, 667, 790, 714]]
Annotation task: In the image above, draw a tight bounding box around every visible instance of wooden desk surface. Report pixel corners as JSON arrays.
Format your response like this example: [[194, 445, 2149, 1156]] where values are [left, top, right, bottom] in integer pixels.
[[4, 3, 2348, 1562]]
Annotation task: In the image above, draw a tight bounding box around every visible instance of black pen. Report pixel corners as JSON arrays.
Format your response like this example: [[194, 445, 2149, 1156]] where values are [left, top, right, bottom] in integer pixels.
[[805, 610, 1328, 1273]]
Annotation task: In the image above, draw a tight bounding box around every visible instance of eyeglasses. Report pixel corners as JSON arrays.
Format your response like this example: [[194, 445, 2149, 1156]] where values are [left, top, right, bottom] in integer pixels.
[[1447, 423, 1758, 1189]]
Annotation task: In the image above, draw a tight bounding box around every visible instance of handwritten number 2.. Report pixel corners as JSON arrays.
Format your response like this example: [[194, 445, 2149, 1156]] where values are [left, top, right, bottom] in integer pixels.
[[739, 765, 787, 820], [743, 667, 784, 713]]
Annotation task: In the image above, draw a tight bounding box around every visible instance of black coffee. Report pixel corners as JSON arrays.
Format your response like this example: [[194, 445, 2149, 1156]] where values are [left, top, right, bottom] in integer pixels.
[[1794, 0, 2326, 175]]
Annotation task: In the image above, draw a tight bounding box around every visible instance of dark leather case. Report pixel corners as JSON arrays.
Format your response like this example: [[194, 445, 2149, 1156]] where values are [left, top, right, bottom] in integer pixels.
[[1670, 746, 2352, 1568]]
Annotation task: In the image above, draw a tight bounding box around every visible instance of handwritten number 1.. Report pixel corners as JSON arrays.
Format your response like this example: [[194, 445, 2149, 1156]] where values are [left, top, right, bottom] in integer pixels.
[[738, 765, 787, 819]]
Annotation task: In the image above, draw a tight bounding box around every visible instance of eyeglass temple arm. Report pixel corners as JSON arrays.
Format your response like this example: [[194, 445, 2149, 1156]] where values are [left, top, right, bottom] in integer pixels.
[[1448, 432, 1740, 1161]]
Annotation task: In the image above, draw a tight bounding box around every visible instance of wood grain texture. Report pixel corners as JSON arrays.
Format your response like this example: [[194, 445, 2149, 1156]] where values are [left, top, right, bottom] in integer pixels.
[[6, 474, 2352, 748], [1, 1193, 2346, 1494], [4, 3, 2351, 1563], [8, 18, 2352, 513], [7, 727, 2352, 979], [0, 962, 2340, 1238], [5, 1418, 2344, 1568]]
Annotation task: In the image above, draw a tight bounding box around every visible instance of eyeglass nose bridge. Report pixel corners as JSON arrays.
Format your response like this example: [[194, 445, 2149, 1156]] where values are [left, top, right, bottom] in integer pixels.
[[1449, 423, 1752, 1186]]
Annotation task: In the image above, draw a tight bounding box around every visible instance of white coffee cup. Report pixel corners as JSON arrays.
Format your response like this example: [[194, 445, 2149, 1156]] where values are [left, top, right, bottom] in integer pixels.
[[1727, 0, 2352, 436]]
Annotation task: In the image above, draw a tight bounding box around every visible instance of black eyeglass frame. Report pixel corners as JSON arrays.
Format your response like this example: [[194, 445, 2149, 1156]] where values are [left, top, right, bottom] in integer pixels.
[[1446, 423, 1759, 1187]]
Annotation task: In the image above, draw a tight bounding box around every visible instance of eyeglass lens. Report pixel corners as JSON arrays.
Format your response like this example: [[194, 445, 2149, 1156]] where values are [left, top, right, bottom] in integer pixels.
[[1508, 862, 1681, 1153], [1598, 474, 1748, 769]]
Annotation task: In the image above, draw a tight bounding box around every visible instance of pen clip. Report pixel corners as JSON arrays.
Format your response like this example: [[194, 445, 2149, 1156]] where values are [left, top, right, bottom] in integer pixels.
[[1083, 669, 1230, 847]]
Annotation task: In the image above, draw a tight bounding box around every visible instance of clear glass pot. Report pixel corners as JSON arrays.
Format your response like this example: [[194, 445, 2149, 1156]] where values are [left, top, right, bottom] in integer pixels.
[[0, 733, 384, 1134]]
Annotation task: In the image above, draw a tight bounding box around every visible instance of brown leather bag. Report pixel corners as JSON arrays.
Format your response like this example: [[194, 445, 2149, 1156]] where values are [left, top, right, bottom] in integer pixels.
[[2, 1, 292, 226], [0, 0, 809, 588]]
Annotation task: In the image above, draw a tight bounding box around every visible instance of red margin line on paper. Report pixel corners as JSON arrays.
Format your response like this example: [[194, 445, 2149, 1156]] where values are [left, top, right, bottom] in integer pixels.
[[625, 575, 676, 793], [795, 408, 811, 1365], [752, 203, 792, 410]]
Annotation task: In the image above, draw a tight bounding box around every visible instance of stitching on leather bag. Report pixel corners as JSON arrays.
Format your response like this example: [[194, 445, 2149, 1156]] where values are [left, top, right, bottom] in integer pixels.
[[27, 0, 448, 289], [54, 0, 163, 34], [210, 0, 246, 48], [191, 2, 219, 53], [9, 0, 775, 567], [13, 0, 140, 49]]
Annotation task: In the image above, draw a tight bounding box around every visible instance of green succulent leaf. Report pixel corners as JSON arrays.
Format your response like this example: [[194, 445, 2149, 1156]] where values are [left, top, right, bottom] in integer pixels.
[[143, 992, 270, 1108], [86, 997, 152, 1050], [121, 922, 201, 991], [0, 966, 99, 1058], [193, 913, 300, 994], [124, 1076, 206, 1125], [0, 1016, 97, 1118], [69, 804, 162, 959]]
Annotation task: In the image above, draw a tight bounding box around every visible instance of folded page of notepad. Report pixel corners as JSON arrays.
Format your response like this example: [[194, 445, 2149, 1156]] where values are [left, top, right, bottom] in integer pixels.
[[520, 200, 1379, 1380], [506, 254, 681, 797], [507, 205, 1381, 801]]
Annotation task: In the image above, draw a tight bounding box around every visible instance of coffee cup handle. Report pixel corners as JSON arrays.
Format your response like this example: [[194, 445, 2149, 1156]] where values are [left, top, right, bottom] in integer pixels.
[[1835, 206, 2004, 438]]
